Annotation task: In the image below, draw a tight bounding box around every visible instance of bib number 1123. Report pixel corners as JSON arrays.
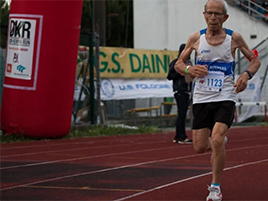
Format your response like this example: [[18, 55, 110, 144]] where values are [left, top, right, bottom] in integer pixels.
[[197, 71, 224, 92]]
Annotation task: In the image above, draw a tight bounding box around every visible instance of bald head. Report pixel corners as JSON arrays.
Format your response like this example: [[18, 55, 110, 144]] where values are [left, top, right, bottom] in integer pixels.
[[204, 0, 228, 14]]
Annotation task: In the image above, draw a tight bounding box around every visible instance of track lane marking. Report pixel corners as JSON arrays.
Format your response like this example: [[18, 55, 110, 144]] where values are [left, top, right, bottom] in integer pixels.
[[21, 185, 144, 192], [1, 143, 267, 171], [0, 140, 173, 158], [1, 144, 267, 191], [114, 159, 268, 201], [2, 135, 268, 159], [0, 146, 185, 170], [0, 133, 170, 150]]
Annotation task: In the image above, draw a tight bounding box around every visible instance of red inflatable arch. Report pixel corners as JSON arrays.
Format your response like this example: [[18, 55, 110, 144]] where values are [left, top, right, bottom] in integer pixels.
[[1, 0, 83, 138]]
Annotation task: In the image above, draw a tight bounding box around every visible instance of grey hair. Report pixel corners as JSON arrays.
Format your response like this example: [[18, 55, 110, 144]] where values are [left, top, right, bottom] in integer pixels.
[[204, 0, 228, 14]]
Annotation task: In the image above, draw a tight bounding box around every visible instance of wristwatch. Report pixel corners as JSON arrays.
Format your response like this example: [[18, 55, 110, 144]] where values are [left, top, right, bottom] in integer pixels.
[[245, 70, 253, 80]]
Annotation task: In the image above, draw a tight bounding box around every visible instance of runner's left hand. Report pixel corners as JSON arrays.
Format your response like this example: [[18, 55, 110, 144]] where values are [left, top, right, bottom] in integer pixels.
[[234, 72, 249, 93]]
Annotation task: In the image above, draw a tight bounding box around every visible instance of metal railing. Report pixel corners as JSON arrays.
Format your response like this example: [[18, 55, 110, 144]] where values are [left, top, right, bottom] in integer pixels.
[[226, 0, 268, 20], [236, 37, 268, 78]]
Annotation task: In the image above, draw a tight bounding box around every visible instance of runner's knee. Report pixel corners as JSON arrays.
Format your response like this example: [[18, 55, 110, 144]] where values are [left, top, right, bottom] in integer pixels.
[[193, 144, 208, 153], [211, 136, 224, 150]]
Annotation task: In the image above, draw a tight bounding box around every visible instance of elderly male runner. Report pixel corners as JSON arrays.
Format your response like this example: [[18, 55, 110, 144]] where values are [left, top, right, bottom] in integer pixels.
[[175, 0, 261, 200]]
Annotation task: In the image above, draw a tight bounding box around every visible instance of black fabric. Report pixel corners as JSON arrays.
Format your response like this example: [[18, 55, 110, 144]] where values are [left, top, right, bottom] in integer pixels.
[[192, 101, 236, 130], [173, 91, 190, 140], [167, 58, 192, 93], [167, 43, 193, 140]]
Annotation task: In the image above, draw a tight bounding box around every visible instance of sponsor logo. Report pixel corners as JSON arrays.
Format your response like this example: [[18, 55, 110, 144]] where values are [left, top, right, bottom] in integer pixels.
[[10, 20, 31, 39], [201, 49, 210, 53], [13, 53, 19, 63], [247, 83, 255, 90], [17, 65, 26, 73], [9, 19, 32, 47], [135, 84, 171, 89], [199, 79, 205, 84], [7, 63, 12, 73], [101, 79, 115, 98]]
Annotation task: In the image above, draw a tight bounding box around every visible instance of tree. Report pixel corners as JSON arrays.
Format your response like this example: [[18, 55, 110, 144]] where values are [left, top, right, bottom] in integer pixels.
[[106, 0, 133, 47], [80, 0, 133, 48], [81, 0, 93, 33], [0, 0, 10, 48]]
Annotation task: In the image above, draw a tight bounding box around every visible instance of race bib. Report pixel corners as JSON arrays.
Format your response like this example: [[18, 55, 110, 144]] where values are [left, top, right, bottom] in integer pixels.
[[196, 71, 224, 92]]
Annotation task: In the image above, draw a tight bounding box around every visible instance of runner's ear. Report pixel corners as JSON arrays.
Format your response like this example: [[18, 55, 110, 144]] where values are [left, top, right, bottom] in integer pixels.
[[223, 14, 229, 22]]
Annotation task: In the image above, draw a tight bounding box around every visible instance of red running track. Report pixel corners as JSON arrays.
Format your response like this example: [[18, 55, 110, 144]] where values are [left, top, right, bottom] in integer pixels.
[[0, 126, 268, 201]]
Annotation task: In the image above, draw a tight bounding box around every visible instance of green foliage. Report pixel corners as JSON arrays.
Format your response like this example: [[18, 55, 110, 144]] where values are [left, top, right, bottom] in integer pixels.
[[0, 125, 160, 143], [0, 0, 10, 48], [106, 0, 133, 47], [80, 0, 133, 47], [68, 125, 160, 138], [81, 0, 93, 33], [0, 133, 34, 143]]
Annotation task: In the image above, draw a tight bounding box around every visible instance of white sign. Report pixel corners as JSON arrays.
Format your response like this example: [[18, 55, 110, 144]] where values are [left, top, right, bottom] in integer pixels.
[[5, 18, 36, 80], [100, 79, 173, 100], [235, 75, 263, 122]]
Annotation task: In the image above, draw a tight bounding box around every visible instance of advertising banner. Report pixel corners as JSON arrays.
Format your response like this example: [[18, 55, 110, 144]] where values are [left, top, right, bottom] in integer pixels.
[[4, 14, 42, 90], [98, 76, 263, 122], [5, 18, 36, 80], [100, 78, 173, 100], [235, 75, 263, 122], [79, 46, 178, 79]]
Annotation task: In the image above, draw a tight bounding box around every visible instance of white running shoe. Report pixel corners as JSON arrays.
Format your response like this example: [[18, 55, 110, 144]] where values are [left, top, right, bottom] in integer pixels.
[[206, 186, 222, 201], [224, 136, 228, 145]]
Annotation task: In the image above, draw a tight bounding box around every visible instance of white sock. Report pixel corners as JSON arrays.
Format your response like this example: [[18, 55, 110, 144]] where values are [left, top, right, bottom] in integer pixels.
[[211, 183, 221, 192]]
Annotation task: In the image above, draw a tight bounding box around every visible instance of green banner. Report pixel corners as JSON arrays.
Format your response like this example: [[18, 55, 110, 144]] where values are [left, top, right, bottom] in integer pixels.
[[98, 47, 177, 78]]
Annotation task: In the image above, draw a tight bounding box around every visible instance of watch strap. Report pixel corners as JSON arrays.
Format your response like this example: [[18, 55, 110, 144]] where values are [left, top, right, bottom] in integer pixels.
[[245, 70, 253, 80]]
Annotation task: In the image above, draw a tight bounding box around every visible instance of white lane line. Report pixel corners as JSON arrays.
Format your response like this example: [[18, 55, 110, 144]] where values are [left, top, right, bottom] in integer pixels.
[[0, 133, 167, 150], [0, 145, 182, 170], [1, 144, 268, 191], [114, 158, 268, 201], [0, 141, 94, 150], [2, 135, 268, 158], [1, 143, 267, 171], [1, 126, 266, 151], [0, 152, 204, 191], [0, 139, 172, 158]]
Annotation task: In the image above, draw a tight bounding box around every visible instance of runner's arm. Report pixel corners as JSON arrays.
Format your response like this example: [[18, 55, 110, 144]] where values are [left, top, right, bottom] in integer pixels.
[[174, 32, 208, 79], [232, 32, 261, 93]]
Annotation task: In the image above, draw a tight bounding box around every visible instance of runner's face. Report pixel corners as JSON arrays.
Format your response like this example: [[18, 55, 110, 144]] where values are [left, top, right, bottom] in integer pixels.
[[203, 0, 228, 31]]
